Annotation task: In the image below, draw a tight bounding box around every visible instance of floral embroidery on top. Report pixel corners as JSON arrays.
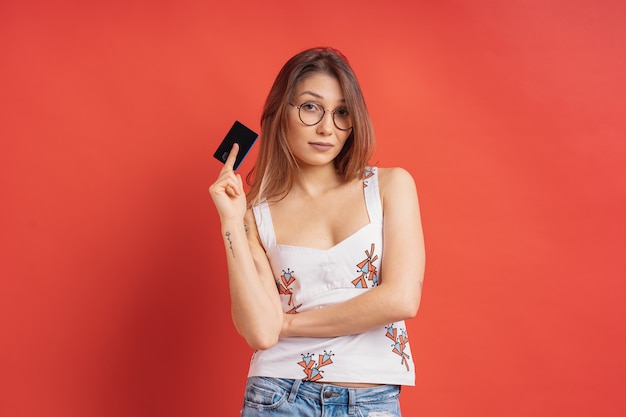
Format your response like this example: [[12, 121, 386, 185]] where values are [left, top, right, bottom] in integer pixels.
[[352, 243, 379, 288], [363, 167, 375, 188], [278, 268, 301, 314], [298, 350, 334, 382], [385, 324, 411, 371]]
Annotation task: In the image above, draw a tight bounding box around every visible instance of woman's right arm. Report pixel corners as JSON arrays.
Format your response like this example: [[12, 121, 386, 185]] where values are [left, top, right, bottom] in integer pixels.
[[209, 144, 283, 350]]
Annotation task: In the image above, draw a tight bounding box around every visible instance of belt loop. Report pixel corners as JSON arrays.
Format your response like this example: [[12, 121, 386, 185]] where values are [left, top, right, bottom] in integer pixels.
[[288, 379, 302, 403], [348, 388, 356, 415]]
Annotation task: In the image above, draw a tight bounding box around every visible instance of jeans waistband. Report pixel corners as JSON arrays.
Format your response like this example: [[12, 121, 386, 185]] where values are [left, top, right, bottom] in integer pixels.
[[261, 377, 400, 405]]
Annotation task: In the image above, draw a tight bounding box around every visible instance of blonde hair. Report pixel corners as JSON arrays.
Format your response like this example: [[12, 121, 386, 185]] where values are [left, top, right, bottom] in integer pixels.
[[246, 47, 375, 207]]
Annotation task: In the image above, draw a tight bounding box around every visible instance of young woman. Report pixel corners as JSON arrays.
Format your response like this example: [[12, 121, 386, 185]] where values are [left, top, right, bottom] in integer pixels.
[[209, 47, 425, 417]]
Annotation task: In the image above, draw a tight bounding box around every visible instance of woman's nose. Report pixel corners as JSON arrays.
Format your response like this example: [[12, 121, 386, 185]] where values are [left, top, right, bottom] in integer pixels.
[[316, 110, 334, 134]]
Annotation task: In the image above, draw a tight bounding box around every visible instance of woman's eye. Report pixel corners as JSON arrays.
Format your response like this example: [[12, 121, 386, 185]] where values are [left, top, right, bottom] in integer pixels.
[[335, 108, 350, 117], [302, 102, 321, 112]]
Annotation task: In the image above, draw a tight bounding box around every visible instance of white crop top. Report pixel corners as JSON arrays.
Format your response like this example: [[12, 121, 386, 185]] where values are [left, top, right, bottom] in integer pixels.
[[249, 167, 415, 385]]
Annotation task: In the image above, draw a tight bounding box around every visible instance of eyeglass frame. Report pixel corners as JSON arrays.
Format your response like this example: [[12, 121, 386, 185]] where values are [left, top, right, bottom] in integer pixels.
[[288, 102, 353, 131]]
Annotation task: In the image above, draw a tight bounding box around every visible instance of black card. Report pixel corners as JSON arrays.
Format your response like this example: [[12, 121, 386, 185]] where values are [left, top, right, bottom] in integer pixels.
[[213, 121, 258, 170]]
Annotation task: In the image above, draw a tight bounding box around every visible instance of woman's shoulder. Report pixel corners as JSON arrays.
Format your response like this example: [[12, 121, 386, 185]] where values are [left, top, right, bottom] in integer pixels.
[[372, 167, 418, 207], [374, 166, 416, 189]]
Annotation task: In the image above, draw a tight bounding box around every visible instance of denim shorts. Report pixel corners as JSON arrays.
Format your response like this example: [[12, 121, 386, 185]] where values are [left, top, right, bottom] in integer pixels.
[[241, 376, 402, 417]]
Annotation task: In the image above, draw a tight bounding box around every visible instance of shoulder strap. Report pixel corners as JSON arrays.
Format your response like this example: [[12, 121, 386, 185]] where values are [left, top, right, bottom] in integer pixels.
[[252, 200, 276, 249], [363, 167, 383, 223]]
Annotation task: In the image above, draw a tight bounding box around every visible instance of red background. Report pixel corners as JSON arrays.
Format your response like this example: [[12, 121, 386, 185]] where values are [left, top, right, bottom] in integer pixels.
[[2, 1, 625, 416]]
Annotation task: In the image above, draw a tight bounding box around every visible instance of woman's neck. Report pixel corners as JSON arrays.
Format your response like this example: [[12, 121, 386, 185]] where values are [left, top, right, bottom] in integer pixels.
[[290, 164, 344, 199]]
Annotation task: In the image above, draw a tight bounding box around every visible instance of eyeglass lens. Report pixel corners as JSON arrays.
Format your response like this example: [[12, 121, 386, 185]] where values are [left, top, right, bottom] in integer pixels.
[[297, 102, 352, 130]]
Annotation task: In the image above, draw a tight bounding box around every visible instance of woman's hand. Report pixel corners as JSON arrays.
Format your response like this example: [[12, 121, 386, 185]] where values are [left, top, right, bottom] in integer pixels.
[[209, 143, 246, 222]]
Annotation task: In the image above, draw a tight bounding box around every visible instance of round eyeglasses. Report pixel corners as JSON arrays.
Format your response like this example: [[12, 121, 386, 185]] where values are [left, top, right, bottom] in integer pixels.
[[289, 102, 353, 131]]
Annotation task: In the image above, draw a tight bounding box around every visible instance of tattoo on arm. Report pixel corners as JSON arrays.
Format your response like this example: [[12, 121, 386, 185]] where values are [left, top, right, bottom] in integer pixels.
[[225, 231, 235, 258]]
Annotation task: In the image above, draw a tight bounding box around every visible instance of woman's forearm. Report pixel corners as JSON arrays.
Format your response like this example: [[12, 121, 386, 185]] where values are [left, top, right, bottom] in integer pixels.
[[221, 219, 283, 350], [281, 278, 422, 339]]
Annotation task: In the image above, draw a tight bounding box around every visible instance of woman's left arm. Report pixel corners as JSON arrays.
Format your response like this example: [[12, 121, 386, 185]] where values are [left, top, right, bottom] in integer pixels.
[[281, 167, 425, 338]]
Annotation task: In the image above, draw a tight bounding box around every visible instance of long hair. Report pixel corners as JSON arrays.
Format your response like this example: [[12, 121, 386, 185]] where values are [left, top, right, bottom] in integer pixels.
[[246, 47, 375, 207]]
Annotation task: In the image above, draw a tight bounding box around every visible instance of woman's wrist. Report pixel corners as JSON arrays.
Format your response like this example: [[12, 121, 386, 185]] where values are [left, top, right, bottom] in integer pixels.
[[220, 218, 246, 234]]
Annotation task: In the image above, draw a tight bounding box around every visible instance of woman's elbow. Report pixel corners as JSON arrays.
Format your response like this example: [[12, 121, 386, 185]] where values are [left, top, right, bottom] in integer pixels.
[[245, 331, 280, 351], [405, 299, 421, 319], [395, 292, 421, 320], [237, 317, 283, 350], [232, 308, 283, 350]]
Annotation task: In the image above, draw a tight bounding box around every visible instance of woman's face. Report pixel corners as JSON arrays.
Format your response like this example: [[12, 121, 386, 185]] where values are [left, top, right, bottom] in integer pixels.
[[286, 72, 352, 169]]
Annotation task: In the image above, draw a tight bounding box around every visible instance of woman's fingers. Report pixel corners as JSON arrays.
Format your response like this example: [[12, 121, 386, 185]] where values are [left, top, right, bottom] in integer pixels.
[[212, 173, 239, 197], [237, 173, 244, 191], [211, 143, 242, 197], [223, 144, 241, 195], [224, 143, 240, 171], [225, 178, 240, 197], [228, 173, 243, 197]]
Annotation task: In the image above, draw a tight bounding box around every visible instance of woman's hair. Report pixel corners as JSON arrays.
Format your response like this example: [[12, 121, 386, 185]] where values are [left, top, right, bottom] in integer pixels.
[[246, 47, 375, 207]]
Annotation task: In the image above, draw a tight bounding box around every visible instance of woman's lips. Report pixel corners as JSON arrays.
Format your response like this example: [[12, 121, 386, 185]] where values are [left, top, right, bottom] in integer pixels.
[[309, 142, 333, 151]]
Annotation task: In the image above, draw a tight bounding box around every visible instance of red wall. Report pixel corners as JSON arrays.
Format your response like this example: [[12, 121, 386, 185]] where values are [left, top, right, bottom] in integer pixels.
[[2, 1, 625, 416]]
